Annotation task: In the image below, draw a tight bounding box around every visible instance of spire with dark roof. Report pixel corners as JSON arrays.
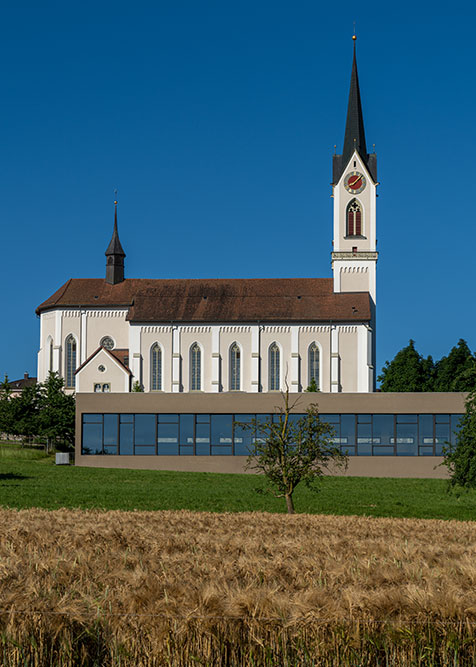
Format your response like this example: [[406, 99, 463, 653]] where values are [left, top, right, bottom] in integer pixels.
[[332, 36, 377, 185], [105, 200, 126, 285]]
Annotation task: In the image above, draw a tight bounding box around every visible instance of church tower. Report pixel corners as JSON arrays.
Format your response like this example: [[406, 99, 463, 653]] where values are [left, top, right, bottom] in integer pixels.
[[331, 36, 378, 305], [105, 200, 126, 285]]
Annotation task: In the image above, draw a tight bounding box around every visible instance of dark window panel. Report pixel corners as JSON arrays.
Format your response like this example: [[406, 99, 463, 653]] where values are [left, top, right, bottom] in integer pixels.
[[82, 423, 103, 454], [211, 445, 232, 456], [158, 443, 179, 455], [419, 415, 434, 448], [357, 443, 372, 456], [374, 446, 395, 456], [180, 414, 194, 445], [180, 445, 194, 456], [321, 414, 340, 424], [158, 414, 179, 423], [83, 414, 102, 423], [119, 424, 133, 455], [103, 414, 118, 446], [342, 446, 355, 456], [157, 423, 178, 444], [104, 445, 117, 455], [419, 446, 434, 456], [135, 445, 156, 456], [196, 442, 210, 456], [435, 414, 450, 424], [134, 414, 156, 446], [120, 414, 133, 423], [196, 414, 210, 423], [341, 415, 355, 447], [211, 414, 233, 445], [373, 414, 394, 446], [357, 414, 371, 423]]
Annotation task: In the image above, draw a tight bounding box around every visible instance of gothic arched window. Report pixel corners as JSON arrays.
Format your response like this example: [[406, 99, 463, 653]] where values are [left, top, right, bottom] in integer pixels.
[[308, 342, 320, 389], [150, 344, 162, 391], [190, 343, 201, 391], [346, 199, 362, 237], [48, 338, 54, 373], [269, 342, 280, 391], [230, 342, 241, 391], [65, 335, 77, 389]]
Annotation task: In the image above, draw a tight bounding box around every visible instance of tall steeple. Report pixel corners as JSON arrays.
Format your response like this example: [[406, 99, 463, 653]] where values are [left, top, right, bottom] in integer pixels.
[[333, 36, 377, 185], [105, 200, 126, 285]]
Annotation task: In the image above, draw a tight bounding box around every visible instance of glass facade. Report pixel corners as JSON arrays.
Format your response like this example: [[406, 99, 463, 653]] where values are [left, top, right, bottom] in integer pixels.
[[82, 412, 464, 457]]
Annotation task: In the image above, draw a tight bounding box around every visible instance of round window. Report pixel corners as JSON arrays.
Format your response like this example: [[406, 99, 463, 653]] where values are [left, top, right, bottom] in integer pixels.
[[100, 336, 115, 350], [98, 365, 106, 373]]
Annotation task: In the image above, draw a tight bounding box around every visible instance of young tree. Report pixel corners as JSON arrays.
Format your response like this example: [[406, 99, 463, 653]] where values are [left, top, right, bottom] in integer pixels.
[[37, 372, 75, 451], [378, 340, 434, 392], [434, 339, 476, 392], [443, 388, 476, 488], [243, 391, 347, 514], [305, 378, 319, 392]]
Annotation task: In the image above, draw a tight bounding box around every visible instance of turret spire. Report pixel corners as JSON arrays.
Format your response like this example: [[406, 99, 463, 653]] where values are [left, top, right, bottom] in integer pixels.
[[332, 36, 377, 184], [105, 199, 126, 285]]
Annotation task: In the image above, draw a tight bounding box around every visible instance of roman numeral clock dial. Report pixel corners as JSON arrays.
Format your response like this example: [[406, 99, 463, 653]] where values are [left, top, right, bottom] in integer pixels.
[[344, 171, 366, 194]]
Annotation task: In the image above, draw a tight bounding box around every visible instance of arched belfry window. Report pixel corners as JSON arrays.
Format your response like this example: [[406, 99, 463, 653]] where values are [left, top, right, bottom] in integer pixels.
[[65, 335, 77, 389], [190, 343, 201, 391], [150, 343, 162, 391], [346, 199, 362, 237], [269, 342, 280, 391], [308, 342, 320, 389], [230, 342, 241, 391]]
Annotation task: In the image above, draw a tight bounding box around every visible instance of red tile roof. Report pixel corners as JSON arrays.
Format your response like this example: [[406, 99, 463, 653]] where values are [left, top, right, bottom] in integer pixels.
[[36, 278, 371, 322]]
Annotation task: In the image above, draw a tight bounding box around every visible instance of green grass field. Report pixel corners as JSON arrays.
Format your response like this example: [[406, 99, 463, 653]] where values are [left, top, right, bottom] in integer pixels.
[[1, 442, 475, 518]]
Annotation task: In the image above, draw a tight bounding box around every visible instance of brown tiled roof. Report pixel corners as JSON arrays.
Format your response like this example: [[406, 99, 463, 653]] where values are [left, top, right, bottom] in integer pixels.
[[36, 278, 371, 322]]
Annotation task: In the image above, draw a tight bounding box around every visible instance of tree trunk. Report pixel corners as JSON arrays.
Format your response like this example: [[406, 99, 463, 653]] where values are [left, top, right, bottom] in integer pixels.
[[285, 493, 295, 514]]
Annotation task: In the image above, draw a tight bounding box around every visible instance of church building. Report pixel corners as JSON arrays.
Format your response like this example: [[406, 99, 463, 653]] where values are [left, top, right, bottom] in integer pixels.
[[36, 39, 378, 395]]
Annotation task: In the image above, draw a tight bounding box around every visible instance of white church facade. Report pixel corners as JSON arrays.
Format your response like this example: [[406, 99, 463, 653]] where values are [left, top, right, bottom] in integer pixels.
[[37, 39, 378, 396]]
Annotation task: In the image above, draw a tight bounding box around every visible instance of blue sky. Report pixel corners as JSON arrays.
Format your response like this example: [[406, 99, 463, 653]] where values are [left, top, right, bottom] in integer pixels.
[[1, 1, 474, 381]]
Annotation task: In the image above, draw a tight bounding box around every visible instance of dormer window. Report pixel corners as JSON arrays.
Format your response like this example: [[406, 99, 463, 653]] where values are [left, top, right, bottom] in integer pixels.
[[346, 199, 362, 237]]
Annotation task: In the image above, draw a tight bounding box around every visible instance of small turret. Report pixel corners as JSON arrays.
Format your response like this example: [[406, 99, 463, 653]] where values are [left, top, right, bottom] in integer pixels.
[[105, 200, 126, 285]]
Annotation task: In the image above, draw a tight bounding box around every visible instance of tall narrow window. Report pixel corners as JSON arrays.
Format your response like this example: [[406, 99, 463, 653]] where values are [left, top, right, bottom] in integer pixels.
[[190, 343, 201, 391], [49, 339, 54, 373], [230, 342, 241, 391], [346, 199, 362, 236], [308, 342, 320, 389], [150, 344, 162, 391], [269, 342, 280, 391], [65, 335, 76, 389]]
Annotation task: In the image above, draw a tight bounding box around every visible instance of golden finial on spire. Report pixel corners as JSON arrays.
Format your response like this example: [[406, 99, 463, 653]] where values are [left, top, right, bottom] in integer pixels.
[[352, 21, 356, 40]]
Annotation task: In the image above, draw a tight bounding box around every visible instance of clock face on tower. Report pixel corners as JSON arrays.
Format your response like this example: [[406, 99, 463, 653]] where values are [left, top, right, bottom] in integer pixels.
[[344, 171, 366, 194]]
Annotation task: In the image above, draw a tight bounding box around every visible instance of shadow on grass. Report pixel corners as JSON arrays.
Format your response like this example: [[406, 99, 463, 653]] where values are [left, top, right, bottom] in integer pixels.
[[0, 473, 30, 482]]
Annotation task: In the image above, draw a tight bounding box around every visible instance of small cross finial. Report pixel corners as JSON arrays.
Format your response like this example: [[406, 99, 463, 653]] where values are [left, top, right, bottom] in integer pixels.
[[114, 189, 118, 206]]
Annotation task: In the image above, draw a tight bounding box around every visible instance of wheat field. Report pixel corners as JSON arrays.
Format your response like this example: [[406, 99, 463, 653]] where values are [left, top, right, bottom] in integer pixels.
[[2, 508, 476, 665]]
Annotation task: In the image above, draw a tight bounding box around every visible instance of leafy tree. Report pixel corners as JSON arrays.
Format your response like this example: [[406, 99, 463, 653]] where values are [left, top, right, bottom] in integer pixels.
[[243, 391, 347, 514], [443, 388, 476, 488], [378, 340, 433, 392], [132, 381, 144, 392], [8, 384, 41, 444], [305, 378, 319, 392], [0, 375, 14, 436], [434, 339, 476, 392], [37, 372, 75, 451]]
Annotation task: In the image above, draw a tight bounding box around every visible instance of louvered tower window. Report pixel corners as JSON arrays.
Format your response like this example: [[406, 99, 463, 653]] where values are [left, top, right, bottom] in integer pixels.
[[230, 343, 241, 391], [65, 335, 76, 389], [269, 342, 280, 391], [346, 199, 362, 236], [308, 343, 320, 389], [150, 344, 162, 391], [190, 343, 201, 391]]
